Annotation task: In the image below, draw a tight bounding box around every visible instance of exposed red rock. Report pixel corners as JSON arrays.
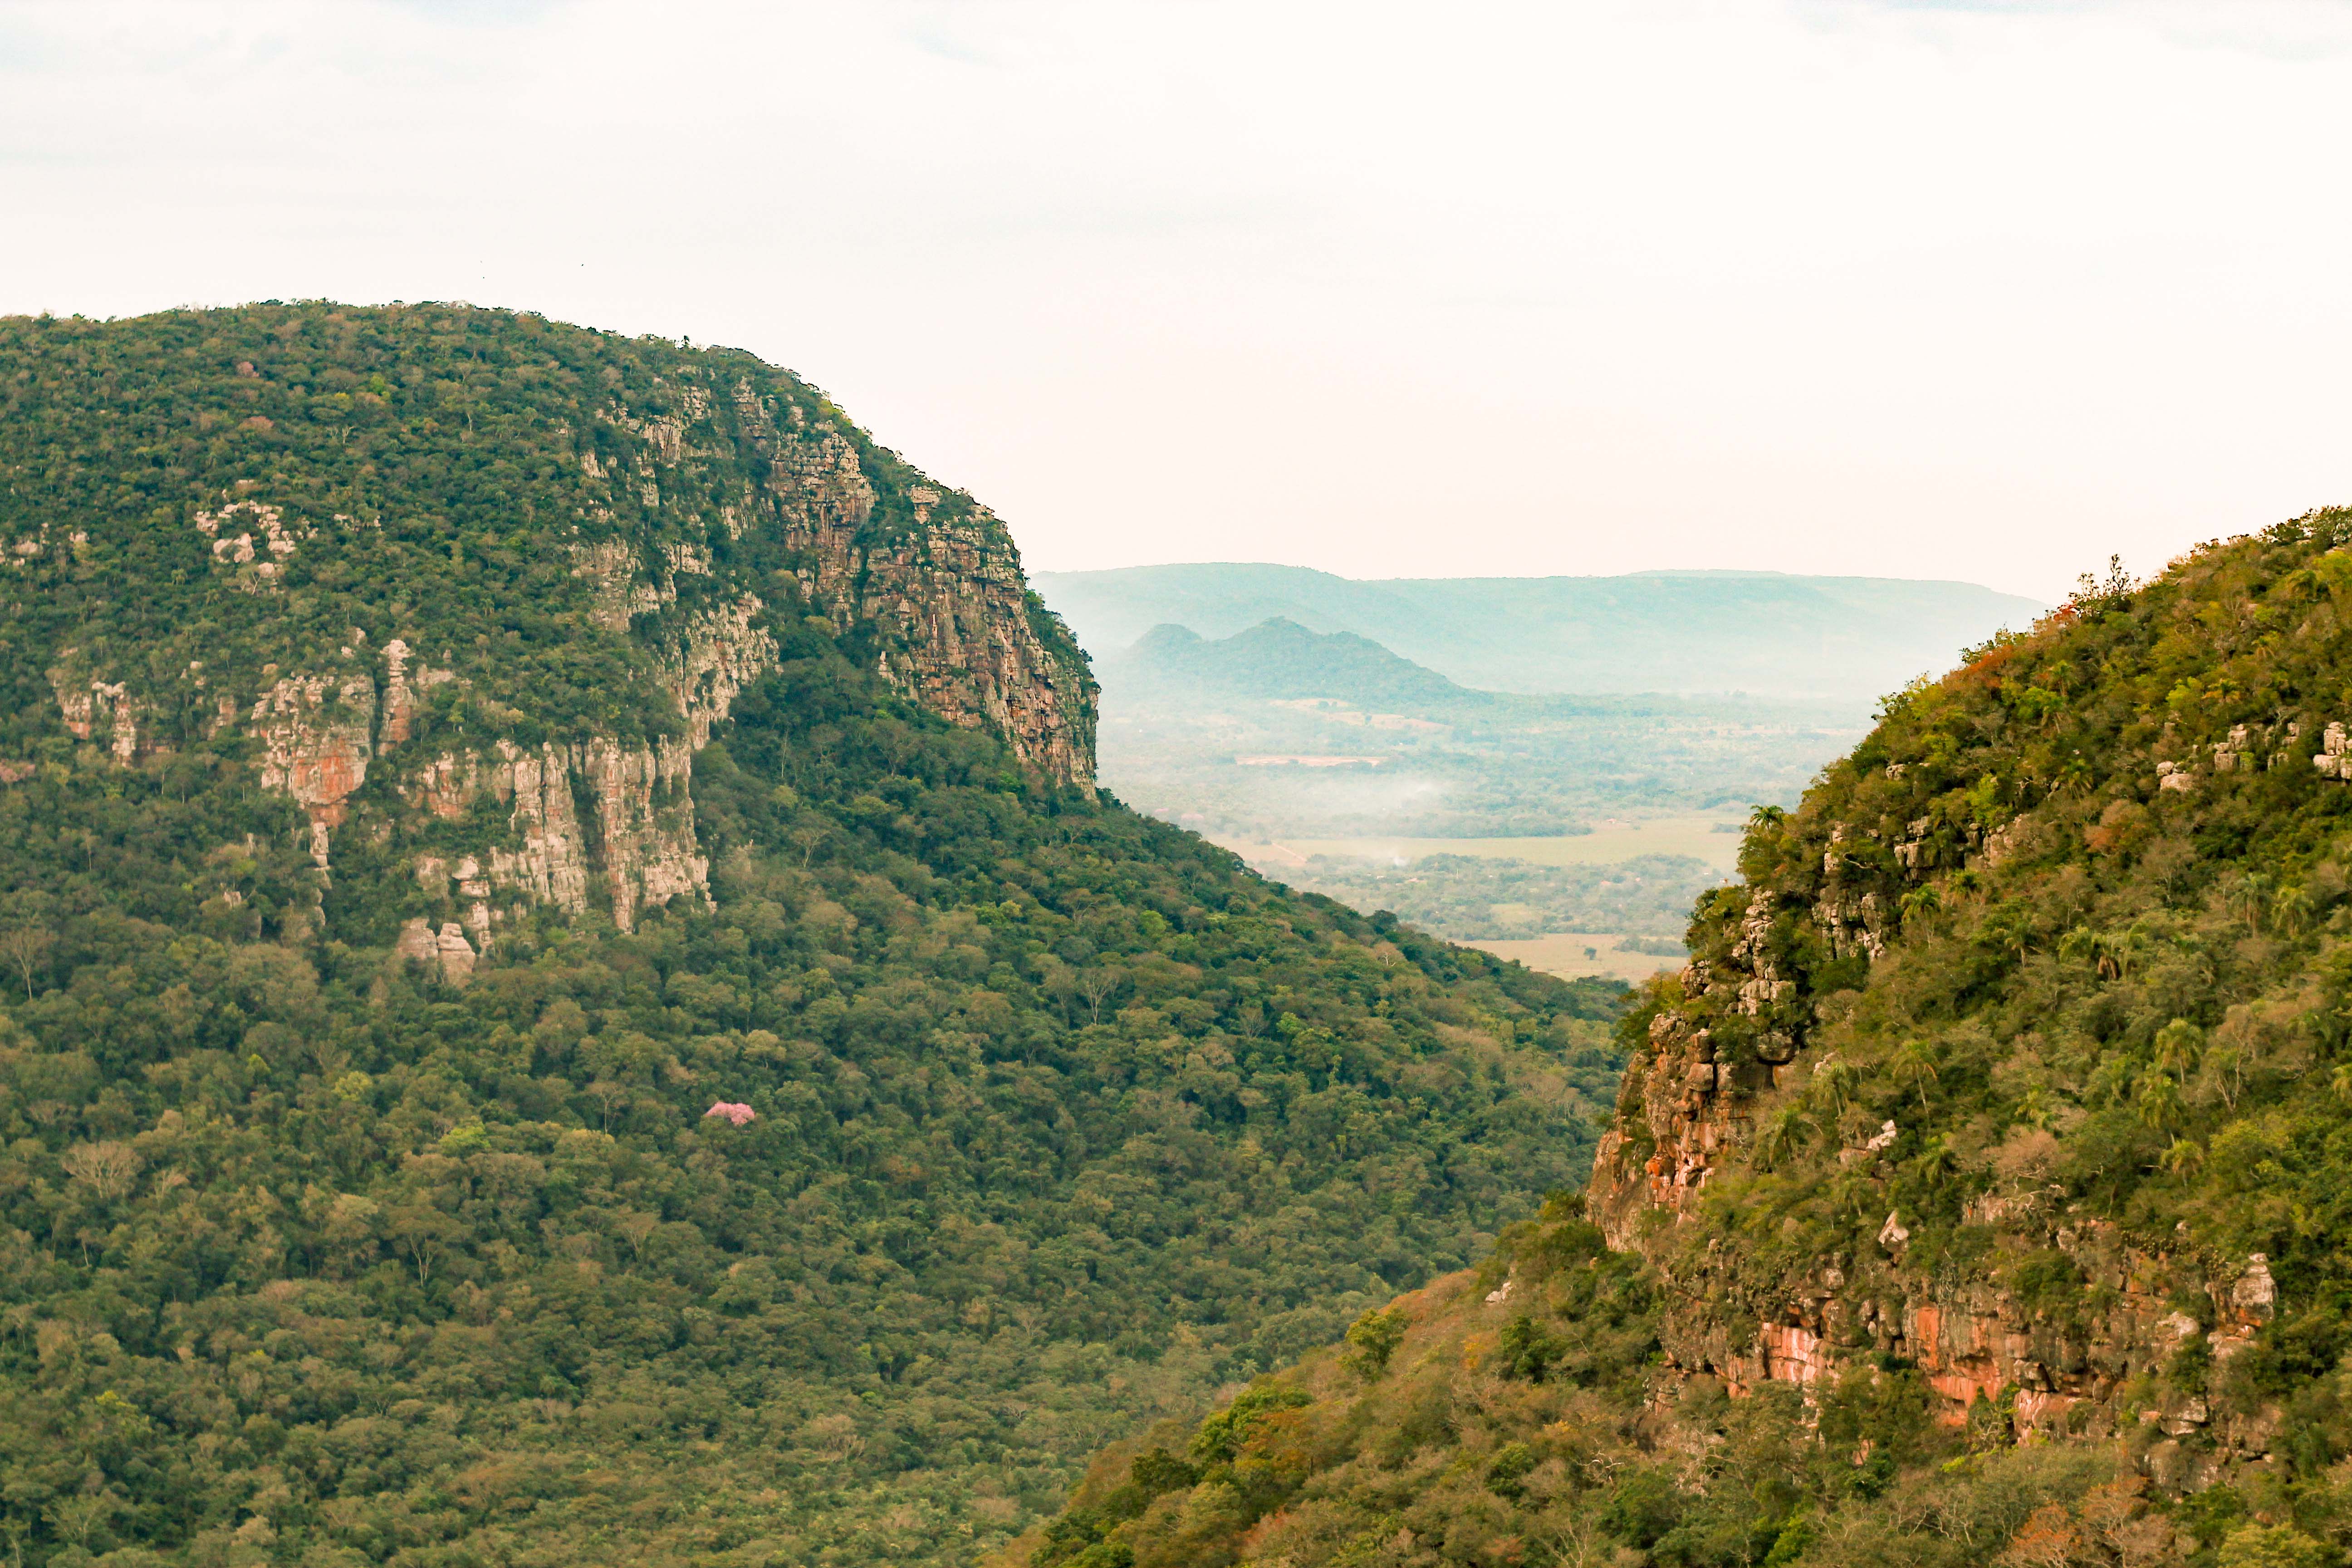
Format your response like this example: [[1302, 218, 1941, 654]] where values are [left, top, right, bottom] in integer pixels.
[[47, 374, 1094, 948]]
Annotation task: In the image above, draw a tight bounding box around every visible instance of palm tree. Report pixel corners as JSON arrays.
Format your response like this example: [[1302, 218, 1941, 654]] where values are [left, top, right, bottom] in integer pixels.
[[2106, 919, 2155, 981], [2236, 872, 2274, 935], [1899, 885, 1942, 930], [1904, 1133, 1956, 1192], [1810, 1056, 1861, 1116], [1755, 1107, 1813, 1172], [1893, 1039, 1941, 1107], [2152, 1019, 2202, 1078], [2134, 1070, 2185, 1133]]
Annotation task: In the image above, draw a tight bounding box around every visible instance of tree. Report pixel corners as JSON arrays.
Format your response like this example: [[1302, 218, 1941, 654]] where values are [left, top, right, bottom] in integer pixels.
[[586, 1078, 630, 1131], [2273, 883, 2313, 937], [614, 1208, 659, 1264], [1343, 1306, 1409, 1377], [2134, 1071, 2185, 1134], [2152, 1019, 2202, 1078], [2216, 1525, 2332, 1568], [385, 1200, 461, 1285], [1078, 967, 1126, 1026], [0, 926, 49, 1000], [1755, 1106, 1813, 1171], [789, 818, 831, 867], [59, 1141, 141, 1203], [44, 1490, 121, 1553], [2234, 872, 2274, 935], [1892, 1039, 1940, 1108]]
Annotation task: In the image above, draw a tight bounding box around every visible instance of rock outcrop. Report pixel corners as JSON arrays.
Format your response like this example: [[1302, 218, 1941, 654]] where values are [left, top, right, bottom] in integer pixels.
[[770, 426, 1096, 786], [34, 323, 1096, 944], [1600, 1015, 2287, 1453], [1592, 804, 2294, 1469], [781, 461, 1091, 789], [250, 671, 378, 867], [49, 653, 141, 764]]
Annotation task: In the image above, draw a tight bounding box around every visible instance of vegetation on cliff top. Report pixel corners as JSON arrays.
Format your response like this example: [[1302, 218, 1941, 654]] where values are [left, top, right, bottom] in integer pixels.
[[1646, 522, 2352, 1345], [0, 305, 1625, 1567], [1024, 513, 2352, 1568], [0, 300, 1084, 756]]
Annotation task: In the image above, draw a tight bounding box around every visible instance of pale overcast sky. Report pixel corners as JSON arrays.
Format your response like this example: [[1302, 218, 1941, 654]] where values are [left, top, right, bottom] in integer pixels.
[[2, 0, 2347, 601]]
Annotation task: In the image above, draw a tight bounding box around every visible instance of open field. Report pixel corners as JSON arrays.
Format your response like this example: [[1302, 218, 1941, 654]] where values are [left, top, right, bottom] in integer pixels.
[[1466, 932, 1685, 985], [1210, 814, 1746, 873]]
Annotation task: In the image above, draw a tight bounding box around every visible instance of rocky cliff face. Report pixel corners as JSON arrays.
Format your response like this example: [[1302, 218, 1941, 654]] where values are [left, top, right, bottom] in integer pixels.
[[767, 408, 1095, 784], [7, 304, 1095, 957], [1595, 989, 2283, 1471], [1583, 666, 2340, 1478]]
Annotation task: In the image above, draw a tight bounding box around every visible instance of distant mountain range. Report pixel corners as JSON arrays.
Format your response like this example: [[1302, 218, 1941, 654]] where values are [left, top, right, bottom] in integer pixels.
[[1036, 563, 2046, 700]]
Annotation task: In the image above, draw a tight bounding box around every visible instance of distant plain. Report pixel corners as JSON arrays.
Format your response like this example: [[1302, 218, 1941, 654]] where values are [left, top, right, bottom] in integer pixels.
[[1040, 564, 2036, 977], [1209, 815, 1746, 874], [1462, 932, 1686, 984]]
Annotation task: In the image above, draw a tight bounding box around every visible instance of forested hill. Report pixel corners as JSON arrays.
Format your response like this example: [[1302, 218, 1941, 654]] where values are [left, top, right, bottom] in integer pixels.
[[1020, 512, 2352, 1568], [0, 304, 1626, 1567]]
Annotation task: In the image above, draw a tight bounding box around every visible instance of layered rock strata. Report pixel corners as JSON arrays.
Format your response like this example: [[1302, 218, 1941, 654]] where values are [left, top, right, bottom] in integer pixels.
[[43, 355, 1096, 946], [772, 426, 1097, 787], [1590, 807, 2291, 1469]]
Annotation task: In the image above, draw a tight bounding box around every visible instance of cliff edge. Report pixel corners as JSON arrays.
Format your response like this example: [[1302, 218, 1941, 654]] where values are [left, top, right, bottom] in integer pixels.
[[1, 303, 1095, 946]]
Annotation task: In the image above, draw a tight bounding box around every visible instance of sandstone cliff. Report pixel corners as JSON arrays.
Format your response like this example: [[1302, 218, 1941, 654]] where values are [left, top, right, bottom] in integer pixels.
[[1577, 536, 2352, 1485], [1595, 969, 2283, 1478], [10, 305, 1096, 951]]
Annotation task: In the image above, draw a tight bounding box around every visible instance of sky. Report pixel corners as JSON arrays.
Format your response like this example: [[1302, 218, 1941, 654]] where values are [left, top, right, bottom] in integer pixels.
[[1, 0, 2348, 603]]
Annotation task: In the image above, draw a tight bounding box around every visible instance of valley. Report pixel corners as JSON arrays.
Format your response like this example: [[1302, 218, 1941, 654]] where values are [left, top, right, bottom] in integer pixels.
[[5, 297, 2334, 1568], [3, 7, 2328, 1568], [1039, 596, 2019, 989]]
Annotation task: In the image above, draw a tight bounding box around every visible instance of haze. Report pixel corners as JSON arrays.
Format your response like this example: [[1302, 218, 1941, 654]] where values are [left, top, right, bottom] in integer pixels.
[[2, 0, 2347, 602]]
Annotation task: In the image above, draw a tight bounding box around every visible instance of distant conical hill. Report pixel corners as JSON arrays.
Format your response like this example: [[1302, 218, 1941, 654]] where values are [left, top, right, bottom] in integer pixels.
[[0, 304, 1628, 1566], [1019, 510, 2352, 1568], [1112, 617, 1473, 708]]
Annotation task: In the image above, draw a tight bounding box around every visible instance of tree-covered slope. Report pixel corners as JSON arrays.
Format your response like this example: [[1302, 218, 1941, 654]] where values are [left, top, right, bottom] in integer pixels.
[[1020, 514, 2352, 1568], [0, 304, 1627, 1568]]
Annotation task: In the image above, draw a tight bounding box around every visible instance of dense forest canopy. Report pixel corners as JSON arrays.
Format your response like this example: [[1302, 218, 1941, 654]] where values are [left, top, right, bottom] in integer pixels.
[[0, 304, 1626, 1568]]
